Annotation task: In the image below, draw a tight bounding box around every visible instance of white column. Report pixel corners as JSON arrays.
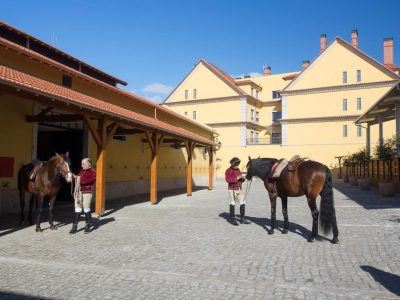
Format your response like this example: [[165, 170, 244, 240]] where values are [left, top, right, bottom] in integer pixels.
[[366, 123, 371, 157]]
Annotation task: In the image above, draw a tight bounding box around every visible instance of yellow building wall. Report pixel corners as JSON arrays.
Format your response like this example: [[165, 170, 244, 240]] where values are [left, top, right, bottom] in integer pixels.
[[165, 62, 240, 102], [287, 41, 394, 90], [0, 95, 34, 188], [286, 86, 392, 119]]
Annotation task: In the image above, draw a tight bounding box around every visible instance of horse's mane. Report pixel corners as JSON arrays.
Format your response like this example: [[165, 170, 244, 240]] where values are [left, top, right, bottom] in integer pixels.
[[252, 157, 278, 180]]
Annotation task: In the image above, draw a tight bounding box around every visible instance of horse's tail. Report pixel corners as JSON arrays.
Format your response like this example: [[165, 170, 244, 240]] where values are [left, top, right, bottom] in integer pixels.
[[17, 164, 30, 193], [319, 166, 334, 235]]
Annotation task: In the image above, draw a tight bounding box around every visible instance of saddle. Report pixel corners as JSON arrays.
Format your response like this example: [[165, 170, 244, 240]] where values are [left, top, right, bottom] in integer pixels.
[[269, 155, 306, 180], [28, 160, 43, 181]]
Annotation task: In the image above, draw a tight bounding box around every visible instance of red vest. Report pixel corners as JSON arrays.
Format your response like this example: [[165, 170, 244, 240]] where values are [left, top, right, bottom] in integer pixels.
[[225, 167, 243, 190], [78, 168, 96, 193]]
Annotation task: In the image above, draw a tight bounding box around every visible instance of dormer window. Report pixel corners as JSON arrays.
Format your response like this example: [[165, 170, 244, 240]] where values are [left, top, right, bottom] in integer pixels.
[[356, 70, 361, 82], [342, 71, 347, 84]]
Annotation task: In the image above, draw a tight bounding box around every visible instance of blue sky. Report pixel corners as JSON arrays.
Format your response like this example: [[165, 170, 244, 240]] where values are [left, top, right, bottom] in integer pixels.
[[1, 0, 399, 103]]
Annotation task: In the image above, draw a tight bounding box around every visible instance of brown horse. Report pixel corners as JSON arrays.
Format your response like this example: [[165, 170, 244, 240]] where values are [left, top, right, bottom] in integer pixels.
[[18, 153, 73, 232], [245, 157, 339, 243]]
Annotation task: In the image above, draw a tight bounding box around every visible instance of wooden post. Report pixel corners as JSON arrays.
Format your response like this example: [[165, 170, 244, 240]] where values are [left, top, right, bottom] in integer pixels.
[[145, 131, 160, 204], [185, 141, 194, 196], [95, 118, 107, 216], [208, 147, 214, 190]]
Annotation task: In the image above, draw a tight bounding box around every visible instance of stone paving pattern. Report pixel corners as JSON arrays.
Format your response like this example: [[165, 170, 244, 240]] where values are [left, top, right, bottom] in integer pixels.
[[0, 179, 399, 299]]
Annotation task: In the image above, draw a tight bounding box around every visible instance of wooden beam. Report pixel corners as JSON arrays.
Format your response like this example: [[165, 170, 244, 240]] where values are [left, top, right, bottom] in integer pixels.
[[26, 113, 82, 123], [144, 131, 155, 153], [36, 106, 53, 117], [208, 147, 214, 190], [114, 128, 144, 135], [95, 118, 107, 216], [82, 114, 102, 148], [105, 122, 120, 147], [185, 141, 195, 196], [150, 131, 159, 204]]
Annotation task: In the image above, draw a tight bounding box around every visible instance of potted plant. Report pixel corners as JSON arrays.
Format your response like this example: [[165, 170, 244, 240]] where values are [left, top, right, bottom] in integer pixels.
[[354, 147, 372, 190], [374, 136, 397, 196]]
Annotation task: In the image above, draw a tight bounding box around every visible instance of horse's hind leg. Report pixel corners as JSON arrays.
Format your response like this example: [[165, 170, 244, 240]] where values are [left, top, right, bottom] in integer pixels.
[[307, 196, 319, 242], [28, 194, 35, 225], [19, 190, 26, 226], [281, 196, 289, 234], [268, 192, 277, 235], [35, 196, 44, 232], [331, 208, 339, 244], [48, 196, 57, 230]]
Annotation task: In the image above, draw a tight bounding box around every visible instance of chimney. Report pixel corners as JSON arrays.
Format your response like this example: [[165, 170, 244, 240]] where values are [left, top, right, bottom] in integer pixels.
[[351, 29, 358, 49], [320, 34, 327, 52], [302, 60, 310, 70], [383, 37, 394, 65], [263, 66, 271, 76]]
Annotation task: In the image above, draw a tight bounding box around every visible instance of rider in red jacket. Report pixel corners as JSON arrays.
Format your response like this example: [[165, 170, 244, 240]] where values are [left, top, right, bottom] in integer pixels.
[[225, 157, 250, 226]]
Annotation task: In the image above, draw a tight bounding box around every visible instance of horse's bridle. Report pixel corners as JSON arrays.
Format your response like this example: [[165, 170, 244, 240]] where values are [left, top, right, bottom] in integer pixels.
[[56, 160, 72, 180]]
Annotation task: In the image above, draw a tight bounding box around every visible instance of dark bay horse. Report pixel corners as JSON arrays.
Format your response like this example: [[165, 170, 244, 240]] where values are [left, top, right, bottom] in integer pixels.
[[246, 157, 339, 243], [18, 153, 73, 232]]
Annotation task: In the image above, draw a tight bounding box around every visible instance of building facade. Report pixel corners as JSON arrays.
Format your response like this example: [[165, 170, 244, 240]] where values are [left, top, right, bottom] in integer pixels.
[[163, 31, 400, 177]]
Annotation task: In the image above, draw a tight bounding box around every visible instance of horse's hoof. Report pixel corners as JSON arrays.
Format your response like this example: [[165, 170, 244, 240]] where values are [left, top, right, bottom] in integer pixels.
[[307, 236, 315, 242], [20, 221, 25, 227], [331, 237, 339, 244], [50, 225, 57, 230], [268, 229, 274, 235], [281, 228, 288, 234], [35, 227, 43, 232]]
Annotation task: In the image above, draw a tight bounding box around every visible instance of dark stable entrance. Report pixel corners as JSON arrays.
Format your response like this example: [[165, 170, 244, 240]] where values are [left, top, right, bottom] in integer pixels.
[[37, 127, 83, 202]]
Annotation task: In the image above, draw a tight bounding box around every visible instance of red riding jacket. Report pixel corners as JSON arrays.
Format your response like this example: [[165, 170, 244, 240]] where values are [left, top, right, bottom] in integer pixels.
[[78, 168, 96, 194], [225, 167, 244, 190]]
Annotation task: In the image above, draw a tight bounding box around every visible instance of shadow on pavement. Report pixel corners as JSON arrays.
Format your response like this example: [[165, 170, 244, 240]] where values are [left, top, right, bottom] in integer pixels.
[[333, 181, 400, 210], [361, 265, 400, 296]]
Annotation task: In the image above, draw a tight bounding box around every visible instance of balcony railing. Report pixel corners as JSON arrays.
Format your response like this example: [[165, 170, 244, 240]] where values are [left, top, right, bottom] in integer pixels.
[[246, 136, 282, 145]]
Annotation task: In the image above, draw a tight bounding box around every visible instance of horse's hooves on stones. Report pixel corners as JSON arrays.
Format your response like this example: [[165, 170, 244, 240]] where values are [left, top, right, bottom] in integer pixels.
[[281, 229, 288, 234], [50, 226, 57, 230], [331, 237, 339, 244], [307, 236, 315, 242], [35, 227, 43, 232], [268, 229, 274, 235]]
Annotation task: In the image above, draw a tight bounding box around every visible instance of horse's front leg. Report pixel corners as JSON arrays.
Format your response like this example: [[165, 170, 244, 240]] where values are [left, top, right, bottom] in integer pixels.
[[307, 196, 319, 242], [35, 196, 44, 232], [268, 192, 277, 235], [28, 194, 35, 225], [281, 196, 289, 234], [48, 196, 57, 230]]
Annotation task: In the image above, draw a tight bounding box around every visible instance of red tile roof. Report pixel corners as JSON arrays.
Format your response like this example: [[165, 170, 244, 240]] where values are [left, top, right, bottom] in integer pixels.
[[0, 35, 214, 134], [0, 65, 216, 146]]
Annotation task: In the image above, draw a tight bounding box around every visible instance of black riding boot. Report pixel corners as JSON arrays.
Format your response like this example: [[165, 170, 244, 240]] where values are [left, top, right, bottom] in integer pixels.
[[239, 204, 251, 224], [69, 212, 80, 234], [84, 212, 93, 234], [229, 204, 239, 226]]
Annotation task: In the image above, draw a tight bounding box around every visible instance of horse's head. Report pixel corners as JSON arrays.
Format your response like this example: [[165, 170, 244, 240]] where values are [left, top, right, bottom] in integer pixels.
[[55, 152, 73, 183], [245, 156, 255, 180], [246, 156, 279, 181]]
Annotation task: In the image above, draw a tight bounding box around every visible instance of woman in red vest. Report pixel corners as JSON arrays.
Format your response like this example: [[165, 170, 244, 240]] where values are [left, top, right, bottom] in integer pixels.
[[70, 158, 96, 234], [225, 157, 250, 226]]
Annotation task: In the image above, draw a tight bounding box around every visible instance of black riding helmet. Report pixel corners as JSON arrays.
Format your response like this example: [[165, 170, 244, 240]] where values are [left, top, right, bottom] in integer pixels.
[[230, 157, 241, 167]]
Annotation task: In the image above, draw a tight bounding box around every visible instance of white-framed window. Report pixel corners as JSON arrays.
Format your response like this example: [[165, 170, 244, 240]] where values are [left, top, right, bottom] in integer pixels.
[[193, 111, 197, 120], [255, 111, 259, 122], [255, 132, 259, 143], [343, 71, 347, 84], [357, 98, 362, 110], [204, 147, 208, 155], [343, 125, 348, 137], [272, 91, 280, 99], [193, 89, 197, 99], [184, 90, 188, 100], [250, 131, 254, 142], [342, 99, 347, 111], [356, 70, 361, 82], [250, 109, 254, 121], [357, 125, 362, 137], [184, 111, 188, 116], [251, 87, 254, 97], [255, 90, 259, 99]]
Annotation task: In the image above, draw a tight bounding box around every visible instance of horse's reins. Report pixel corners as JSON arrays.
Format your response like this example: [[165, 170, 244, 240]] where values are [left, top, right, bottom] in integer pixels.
[[241, 164, 252, 201]]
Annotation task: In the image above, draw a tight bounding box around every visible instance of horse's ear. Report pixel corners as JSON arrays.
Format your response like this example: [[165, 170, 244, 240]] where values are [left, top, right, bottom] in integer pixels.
[[248, 156, 251, 161], [55, 152, 60, 158], [65, 151, 69, 158], [257, 156, 260, 159]]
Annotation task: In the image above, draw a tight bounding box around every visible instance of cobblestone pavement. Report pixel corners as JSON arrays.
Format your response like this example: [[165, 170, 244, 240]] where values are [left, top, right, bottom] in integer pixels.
[[0, 179, 400, 299]]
